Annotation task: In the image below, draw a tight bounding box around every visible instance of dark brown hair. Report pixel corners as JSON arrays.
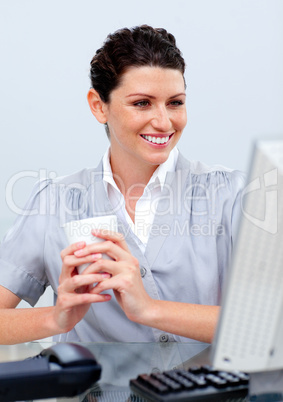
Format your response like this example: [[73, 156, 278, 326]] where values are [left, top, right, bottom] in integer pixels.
[[89, 25, 186, 103]]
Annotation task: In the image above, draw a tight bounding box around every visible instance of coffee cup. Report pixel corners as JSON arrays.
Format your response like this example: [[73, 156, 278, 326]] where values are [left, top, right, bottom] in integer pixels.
[[64, 215, 118, 274]]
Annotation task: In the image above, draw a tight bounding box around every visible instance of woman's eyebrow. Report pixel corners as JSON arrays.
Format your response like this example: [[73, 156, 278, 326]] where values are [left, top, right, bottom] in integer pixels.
[[126, 93, 155, 98], [126, 92, 186, 98], [169, 93, 186, 99]]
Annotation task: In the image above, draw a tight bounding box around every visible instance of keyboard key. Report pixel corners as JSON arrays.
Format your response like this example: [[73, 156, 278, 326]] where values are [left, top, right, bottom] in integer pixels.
[[218, 371, 241, 385], [179, 371, 207, 387], [188, 365, 202, 374], [137, 374, 169, 394], [205, 373, 228, 388]]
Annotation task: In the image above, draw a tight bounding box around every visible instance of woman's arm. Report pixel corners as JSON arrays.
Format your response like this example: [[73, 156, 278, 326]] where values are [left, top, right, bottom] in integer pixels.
[[0, 241, 112, 345], [0, 286, 62, 345], [0, 286, 58, 344], [74, 230, 220, 344], [134, 300, 219, 344]]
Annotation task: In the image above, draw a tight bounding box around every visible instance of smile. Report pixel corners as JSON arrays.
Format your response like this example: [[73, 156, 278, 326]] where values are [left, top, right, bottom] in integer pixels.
[[140, 134, 172, 145]]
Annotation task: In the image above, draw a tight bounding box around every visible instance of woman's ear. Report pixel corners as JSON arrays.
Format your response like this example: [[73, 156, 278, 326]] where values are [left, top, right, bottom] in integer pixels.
[[87, 89, 108, 124]]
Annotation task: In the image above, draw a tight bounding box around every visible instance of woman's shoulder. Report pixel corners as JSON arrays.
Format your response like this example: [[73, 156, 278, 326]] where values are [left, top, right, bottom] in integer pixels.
[[51, 163, 103, 188], [22, 162, 104, 213], [177, 152, 246, 193]]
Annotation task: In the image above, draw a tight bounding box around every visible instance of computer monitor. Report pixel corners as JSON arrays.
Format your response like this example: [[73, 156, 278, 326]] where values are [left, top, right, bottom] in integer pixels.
[[212, 139, 283, 373]]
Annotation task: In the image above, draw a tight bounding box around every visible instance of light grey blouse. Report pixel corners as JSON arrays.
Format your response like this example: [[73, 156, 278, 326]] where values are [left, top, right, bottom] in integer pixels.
[[0, 152, 245, 343]]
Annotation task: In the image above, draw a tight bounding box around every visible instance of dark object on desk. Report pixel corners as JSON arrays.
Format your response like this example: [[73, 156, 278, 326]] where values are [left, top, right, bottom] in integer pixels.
[[130, 364, 249, 401], [0, 343, 101, 401]]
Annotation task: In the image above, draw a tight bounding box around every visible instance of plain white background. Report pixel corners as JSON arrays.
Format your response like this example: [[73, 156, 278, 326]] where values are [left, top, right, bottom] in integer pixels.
[[0, 0, 283, 308]]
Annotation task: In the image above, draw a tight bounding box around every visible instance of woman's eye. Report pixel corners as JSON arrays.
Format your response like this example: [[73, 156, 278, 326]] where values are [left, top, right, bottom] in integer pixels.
[[133, 100, 150, 107], [169, 100, 184, 106]]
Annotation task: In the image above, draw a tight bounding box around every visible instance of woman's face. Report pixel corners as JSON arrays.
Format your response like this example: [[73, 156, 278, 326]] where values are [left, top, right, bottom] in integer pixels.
[[103, 66, 187, 172]]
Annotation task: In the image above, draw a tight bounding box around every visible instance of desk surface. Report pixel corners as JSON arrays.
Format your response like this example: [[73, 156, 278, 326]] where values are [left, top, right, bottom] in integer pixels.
[[0, 341, 210, 401]]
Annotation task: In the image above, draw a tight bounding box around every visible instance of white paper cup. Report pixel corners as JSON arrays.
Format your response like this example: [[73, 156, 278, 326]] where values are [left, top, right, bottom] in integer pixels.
[[64, 215, 118, 274]]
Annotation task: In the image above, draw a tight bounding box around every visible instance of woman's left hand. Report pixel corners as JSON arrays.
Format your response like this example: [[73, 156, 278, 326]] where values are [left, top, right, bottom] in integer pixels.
[[73, 230, 152, 323]]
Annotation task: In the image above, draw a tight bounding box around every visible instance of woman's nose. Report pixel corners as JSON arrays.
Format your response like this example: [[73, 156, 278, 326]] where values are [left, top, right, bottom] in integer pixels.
[[151, 106, 172, 132]]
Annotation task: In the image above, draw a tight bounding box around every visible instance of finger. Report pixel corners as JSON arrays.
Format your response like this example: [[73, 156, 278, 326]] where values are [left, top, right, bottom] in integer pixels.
[[58, 291, 112, 308], [61, 272, 111, 293], [90, 270, 138, 295], [63, 253, 102, 269], [84, 258, 139, 281], [74, 240, 131, 262], [92, 229, 130, 252], [90, 276, 119, 294], [76, 293, 112, 304], [60, 253, 103, 284], [83, 258, 119, 276], [60, 241, 86, 260]]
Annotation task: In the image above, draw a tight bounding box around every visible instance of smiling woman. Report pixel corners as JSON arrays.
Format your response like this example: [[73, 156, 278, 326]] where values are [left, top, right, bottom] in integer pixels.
[[88, 66, 187, 186], [0, 25, 245, 345]]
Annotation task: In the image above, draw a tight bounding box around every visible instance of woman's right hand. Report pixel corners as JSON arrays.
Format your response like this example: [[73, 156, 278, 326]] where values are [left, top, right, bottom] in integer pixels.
[[52, 241, 112, 334]]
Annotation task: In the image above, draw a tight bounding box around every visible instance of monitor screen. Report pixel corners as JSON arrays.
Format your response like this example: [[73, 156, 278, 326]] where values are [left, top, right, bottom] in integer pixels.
[[212, 140, 283, 373]]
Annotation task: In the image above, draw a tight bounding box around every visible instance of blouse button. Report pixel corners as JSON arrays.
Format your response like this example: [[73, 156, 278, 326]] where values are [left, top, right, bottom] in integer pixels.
[[140, 267, 147, 278], [159, 334, 169, 343]]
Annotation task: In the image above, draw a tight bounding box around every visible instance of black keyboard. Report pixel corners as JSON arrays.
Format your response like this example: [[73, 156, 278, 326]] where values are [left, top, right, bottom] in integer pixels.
[[130, 365, 249, 401]]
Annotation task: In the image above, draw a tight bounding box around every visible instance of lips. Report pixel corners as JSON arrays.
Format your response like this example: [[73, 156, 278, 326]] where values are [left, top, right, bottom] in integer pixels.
[[140, 134, 173, 145]]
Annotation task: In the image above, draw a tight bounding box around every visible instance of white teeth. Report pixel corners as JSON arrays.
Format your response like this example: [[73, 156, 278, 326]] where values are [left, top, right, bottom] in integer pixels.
[[141, 135, 170, 144]]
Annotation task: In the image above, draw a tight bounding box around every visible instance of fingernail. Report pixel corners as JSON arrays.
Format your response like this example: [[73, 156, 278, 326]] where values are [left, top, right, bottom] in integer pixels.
[[92, 253, 102, 260], [76, 241, 85, 248], [74, 249, 84, 256], [102, 273, 110, 278]]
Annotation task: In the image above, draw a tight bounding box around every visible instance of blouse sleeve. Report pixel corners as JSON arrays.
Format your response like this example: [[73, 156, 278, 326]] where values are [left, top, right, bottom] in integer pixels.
[[0, 179, 52, 306]]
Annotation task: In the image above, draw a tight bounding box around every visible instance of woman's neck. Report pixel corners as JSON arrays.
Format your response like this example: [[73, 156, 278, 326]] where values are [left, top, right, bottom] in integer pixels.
[[109, 153, 158, 197], [109, 151, 159, 223]]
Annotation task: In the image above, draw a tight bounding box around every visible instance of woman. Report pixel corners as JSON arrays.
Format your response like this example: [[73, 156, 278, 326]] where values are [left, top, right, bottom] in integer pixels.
[[0, 25, 245, 344]]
